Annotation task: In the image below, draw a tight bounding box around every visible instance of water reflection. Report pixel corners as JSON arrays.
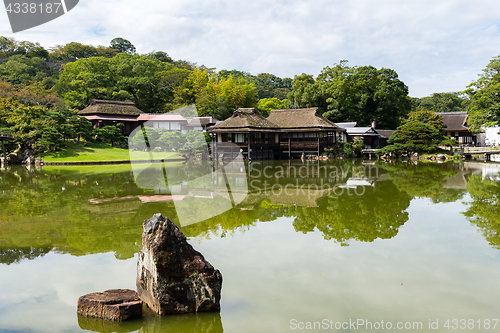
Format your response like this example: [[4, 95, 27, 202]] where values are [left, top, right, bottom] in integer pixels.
[[77, 308, 223, 333], [464, 173, 500, 249], [2, 160, 500, 266]]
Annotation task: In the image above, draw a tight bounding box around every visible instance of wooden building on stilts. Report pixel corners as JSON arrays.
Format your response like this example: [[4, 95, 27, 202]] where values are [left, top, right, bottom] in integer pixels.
[[207, 108, 345, 160]]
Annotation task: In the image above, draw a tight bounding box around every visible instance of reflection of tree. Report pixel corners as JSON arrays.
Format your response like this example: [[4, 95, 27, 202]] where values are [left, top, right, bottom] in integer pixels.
[[0, 247, 52, 265], [0, 166, 157, 263], [291, 181, 411, 245], [381, 162, 458, 199], [431, 188, 467, 204], [463, 174, 500, 249], [0, 161, 474, 264]]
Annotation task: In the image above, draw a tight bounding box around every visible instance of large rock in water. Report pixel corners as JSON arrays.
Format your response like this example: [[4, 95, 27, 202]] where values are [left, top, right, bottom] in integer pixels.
[[136, 213, 222, 315]]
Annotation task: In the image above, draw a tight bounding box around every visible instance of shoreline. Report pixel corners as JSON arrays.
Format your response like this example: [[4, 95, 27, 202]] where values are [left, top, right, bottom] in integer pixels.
[[42, 158, 185, 166]]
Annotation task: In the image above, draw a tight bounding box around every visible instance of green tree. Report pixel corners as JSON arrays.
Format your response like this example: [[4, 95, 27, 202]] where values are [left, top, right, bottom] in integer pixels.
[[110, 38, 136, 54], [49, 42, 118, 61], [290, 61, 412, 129], [287, 73, 323, 110], [34, 124, 63, 151], [464, 56, 500, 131], [251, 73, 292, 99], [0, 37, 48, 59], [352, 136, 364, 156], [157, 131, 186, 151], [377, 121, 443, 156], [97, 125, 126, 146], [0, 55, 57, 87], [414, 92, 467, 112], [145, 51, 173, 63], [441, 137, 458, 151], [173, 69, 258, 120], [256, 97, 291, 116], [56, 53, 177, 112], [401, 110, 445, 134]]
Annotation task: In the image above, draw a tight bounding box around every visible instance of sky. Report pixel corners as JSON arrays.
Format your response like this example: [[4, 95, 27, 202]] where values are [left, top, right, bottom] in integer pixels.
[[1, 0, 500, 98]]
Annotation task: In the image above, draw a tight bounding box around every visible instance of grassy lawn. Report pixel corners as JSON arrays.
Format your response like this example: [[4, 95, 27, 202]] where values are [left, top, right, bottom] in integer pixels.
[[39, 142, 182, 163]]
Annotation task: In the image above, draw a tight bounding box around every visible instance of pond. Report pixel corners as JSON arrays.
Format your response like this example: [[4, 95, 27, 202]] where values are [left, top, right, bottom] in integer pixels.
[[1, 159, 500, 332]]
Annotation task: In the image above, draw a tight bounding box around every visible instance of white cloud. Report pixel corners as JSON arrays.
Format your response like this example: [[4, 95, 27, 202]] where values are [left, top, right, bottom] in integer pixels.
[[1, 0, 500, 97]]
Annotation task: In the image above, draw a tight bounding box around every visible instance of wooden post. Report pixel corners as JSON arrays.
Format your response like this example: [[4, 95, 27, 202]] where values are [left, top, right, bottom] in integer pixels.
[[1, 138, 5, 161], [248, 133, 251, 160], [317, 134, 320, 157], [288, 136, 291, 160]]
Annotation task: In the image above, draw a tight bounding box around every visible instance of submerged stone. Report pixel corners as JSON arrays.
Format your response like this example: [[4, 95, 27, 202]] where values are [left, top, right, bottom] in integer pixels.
[[77, 289, 142, 321], [136, 213, 222, 315]]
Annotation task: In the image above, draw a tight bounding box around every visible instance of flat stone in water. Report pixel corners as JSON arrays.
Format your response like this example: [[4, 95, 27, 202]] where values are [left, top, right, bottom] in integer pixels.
[[77, 289, 142, 321]]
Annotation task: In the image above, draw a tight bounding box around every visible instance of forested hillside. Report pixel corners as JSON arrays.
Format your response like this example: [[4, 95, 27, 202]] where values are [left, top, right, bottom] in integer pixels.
[[0, 36, 468, 155]]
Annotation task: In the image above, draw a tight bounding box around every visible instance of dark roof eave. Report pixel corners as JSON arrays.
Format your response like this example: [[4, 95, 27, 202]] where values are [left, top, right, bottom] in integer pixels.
[[208, 127, 344, 133]]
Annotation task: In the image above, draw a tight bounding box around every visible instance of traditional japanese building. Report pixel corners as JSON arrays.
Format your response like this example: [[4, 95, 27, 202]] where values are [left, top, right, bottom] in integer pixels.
[[207, 108, 344, 159], [79, 100, 221, 136], [436, 111, 476, 145], [78, 100, 143, 136]]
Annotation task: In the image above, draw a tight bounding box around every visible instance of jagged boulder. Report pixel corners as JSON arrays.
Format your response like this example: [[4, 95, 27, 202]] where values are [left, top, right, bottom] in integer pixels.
[[136, 213, 222, 315]]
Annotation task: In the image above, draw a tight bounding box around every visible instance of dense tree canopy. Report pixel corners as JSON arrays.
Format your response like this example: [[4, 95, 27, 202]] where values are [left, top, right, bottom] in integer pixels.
[[56, 53, 177, 112], [49, 42, 118, 61], [464, 56, 500, 131], [173, 69, 258, 119], [413, 92, 467, 112], [288, 61, 412, 129], [0, 37, 48, 59], [0, 55, 58, 87]]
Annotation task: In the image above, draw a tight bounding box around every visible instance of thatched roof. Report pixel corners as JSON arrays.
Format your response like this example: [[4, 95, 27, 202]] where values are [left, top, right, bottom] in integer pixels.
[[436, 112, 470, 132], [266, 108, 338, 131], [208, 108, 278, 133], [78, 100, 143, 116]]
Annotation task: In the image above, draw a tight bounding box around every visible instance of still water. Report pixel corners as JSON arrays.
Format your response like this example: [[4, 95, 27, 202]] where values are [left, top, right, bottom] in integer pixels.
[[1, 160, 500, 332]]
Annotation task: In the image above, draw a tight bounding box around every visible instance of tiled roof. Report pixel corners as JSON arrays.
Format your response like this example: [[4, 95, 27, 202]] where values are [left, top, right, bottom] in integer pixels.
[[345, 127, 378, 135], [335, 122, 358, 128]]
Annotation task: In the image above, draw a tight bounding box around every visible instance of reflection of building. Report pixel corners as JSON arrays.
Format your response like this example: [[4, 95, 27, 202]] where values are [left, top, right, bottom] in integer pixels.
[[208, 108, 345, 159]]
